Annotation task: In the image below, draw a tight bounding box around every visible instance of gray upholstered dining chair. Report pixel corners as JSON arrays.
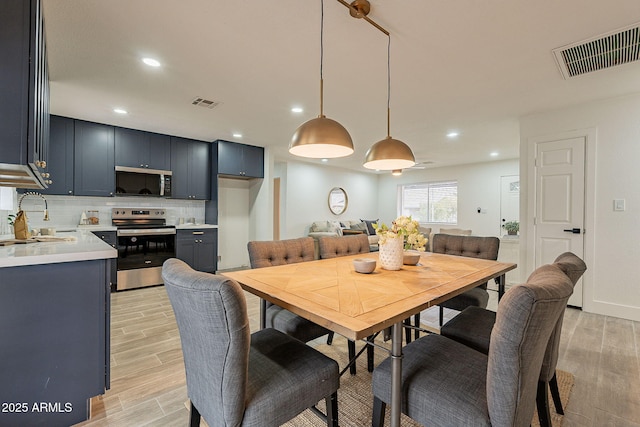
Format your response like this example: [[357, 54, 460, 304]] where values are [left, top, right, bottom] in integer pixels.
[[162, 258, 339, 427], [318, 234, 374, 374], [371, 263, 574, 427], [432, 233, 500, 326], [247, 237, 335, 344], [440, 251, 586, 427]]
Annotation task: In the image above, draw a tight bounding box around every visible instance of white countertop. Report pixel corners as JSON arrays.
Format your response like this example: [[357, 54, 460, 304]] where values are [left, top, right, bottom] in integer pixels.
[[0, 230, 117, 268], [175, 224, 218, 229]]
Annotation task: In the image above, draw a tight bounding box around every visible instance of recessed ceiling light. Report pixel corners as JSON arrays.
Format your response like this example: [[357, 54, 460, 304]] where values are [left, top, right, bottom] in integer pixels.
[[446, 131, 459, 138], [142, 57, 161, 67], [291, 107, 303, 113], [490, 152, 499, 157], [113, 108, 128, 114], [321, 158, 328, 162], [233, 133, 242, 138]]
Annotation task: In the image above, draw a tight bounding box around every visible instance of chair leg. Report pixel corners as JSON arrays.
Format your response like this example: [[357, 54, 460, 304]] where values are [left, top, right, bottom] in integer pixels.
[[536, 380, 552, 427], [189, 402, 201, 427], [414, 313, 420, 340], [348, 340, 357, 375], [326, 331, 334, 345], [367, 335, 374, 372], [403, 317, 412, 344], [325, 391, 339, 427], [372, 396, 386, 427], [549, 372, 564, 415], [439, 306, 444, 326]]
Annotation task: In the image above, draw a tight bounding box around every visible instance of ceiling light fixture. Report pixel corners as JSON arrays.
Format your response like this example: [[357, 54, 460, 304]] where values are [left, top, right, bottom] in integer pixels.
[[291, 107, 304, 113], [289, 0, 354, 159], [341, 0, 416, 170], [113, 108, 128, 114], [490, 152, 499, 157], [447, 131, 459, 138], [391, 169, 403, 176], [233, 133, 242, 138], [142, 57, 161, 67]]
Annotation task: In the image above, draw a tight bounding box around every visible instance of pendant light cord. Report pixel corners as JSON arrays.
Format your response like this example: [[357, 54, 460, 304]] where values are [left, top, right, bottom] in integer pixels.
[[387, 34, 391, 137], [319, 0, 325, 117]]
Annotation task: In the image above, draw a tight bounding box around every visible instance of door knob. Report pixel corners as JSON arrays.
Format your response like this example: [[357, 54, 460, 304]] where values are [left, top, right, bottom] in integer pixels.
[[563, 228, 581, 234]]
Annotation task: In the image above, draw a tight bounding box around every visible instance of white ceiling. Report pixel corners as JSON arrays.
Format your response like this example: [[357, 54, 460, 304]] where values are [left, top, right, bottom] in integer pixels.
[[42, 0, 640, 173]]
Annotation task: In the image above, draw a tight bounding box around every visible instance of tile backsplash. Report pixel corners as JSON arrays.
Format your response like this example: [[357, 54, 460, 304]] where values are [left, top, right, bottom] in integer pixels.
[[0, 188, 205, 233]]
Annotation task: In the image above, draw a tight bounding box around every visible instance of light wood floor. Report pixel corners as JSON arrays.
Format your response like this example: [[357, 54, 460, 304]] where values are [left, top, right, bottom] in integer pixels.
[[74, 286, 640, 427]]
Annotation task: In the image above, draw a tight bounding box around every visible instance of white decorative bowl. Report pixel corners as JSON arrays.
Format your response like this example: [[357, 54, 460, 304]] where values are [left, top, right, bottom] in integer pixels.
[[353, 258, 377, 274], [403, 251, 421, 265]]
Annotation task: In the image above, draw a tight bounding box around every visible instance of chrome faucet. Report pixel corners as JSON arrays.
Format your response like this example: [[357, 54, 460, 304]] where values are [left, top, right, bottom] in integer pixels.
[[18, 191, 49, 221]]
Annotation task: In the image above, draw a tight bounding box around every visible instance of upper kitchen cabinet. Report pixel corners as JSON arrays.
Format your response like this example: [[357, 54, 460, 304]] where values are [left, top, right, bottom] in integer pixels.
[[74, 120, 115, 197], [0, 0, 50, 189], [170, 137, 210, 200], [115, 127, 171, 171], [217, 140, 264, 178], [42, 115, 74, 195]]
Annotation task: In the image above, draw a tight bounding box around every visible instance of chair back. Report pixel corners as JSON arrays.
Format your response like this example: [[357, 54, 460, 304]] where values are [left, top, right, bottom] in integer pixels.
[[540, 252, 587, 382], [318, 234, 370, 259], [432, 234, 499, 260], [162, 258, 249, 426], [486, 264, 574, 426], [432, 234, 500, 288], [247, 237, 315, 268]]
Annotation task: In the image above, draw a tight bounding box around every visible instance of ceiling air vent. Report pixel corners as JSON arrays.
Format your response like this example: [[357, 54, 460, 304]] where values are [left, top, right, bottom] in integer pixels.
[[553, 22, 640, 79], [191, 97, 221, 109]]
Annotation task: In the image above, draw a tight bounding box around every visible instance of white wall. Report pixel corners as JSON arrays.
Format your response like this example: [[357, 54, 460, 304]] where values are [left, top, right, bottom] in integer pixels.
[[520, 93, 640, 321], [218, 177, 251, 270], [376, 159, 520, 237], [277, 161, 379, 239]]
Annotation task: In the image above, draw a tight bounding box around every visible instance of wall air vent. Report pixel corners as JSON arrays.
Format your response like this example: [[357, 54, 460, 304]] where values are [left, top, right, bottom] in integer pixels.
[[553, 23, 640, 79], [191, 97, 221, 109]]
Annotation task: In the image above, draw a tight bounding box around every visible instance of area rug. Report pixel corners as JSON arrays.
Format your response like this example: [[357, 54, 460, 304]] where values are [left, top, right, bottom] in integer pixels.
[[283, 337, 575, 427]]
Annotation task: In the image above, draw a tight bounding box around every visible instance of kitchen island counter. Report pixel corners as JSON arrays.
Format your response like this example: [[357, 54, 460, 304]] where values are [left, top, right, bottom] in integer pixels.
[[0, 230, 114, 426], [0, 230, 117, 268]]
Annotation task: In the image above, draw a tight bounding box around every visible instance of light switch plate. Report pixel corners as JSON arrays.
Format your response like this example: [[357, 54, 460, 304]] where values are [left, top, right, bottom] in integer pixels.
[[614, 199, 625, 211]]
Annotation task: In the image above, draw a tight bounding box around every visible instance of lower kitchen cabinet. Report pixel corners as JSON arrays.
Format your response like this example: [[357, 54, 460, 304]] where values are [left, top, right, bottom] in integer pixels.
[[92, 231, 118, 291], [176, 228, 217, 273], [0, 259, 110, 426]]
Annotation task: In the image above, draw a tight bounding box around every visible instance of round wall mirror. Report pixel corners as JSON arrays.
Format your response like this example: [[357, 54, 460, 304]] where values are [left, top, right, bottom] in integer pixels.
[[328, 187, 348, 215]]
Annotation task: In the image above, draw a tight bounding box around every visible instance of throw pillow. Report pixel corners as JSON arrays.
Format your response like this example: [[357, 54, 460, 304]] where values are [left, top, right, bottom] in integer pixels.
[[350, 222, 367, 232], [360, 219, 379, 236], [310, 221, 330, 232]]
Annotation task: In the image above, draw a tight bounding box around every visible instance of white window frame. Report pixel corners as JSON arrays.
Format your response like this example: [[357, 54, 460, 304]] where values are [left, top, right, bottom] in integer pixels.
[[399, 180, 458, 225]]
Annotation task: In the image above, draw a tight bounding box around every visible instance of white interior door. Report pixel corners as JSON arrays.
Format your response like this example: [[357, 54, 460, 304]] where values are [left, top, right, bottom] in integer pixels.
[[500, 175, 520, 235], [535, 137, 585, 307]]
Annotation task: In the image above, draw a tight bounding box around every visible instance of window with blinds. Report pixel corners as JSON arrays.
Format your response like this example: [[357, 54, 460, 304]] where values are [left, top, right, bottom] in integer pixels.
[[400, 181, 458, 224]]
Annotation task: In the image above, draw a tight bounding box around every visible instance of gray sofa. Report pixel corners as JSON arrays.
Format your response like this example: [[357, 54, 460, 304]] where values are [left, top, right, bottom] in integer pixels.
[[307, 220, 379, 258]]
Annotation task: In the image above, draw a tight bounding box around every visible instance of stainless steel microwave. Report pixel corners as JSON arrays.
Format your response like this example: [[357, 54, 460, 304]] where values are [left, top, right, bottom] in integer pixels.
[[115, 166, 172, 197]]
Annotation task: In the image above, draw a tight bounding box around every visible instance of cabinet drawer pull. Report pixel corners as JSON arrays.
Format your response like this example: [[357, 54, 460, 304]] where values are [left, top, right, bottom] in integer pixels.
[[192, 231, 205, 235]]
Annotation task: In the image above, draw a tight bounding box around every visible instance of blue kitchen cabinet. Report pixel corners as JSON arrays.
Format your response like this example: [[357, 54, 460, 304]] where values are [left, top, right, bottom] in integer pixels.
[[217, 140, 264, 178], [115, 127, 171, 170], [170, 137, 210, 200], [74, 120, 115, 197], [42, 115, 75, 195], [176, 228, 217, 273]]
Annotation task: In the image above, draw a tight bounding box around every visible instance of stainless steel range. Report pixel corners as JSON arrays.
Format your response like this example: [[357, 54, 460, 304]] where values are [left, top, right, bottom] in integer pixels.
[[112, 208, 176, 291]]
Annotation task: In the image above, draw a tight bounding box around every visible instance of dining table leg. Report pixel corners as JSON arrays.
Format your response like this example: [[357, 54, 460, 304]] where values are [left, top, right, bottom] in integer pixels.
[[390, 321, 403, 427]]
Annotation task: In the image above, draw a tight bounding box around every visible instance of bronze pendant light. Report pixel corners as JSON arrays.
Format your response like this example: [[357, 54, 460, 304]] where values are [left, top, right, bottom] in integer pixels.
[[362, 28, 415, 170], [289, 0, 354, 159], [337, 0, 416, 170]]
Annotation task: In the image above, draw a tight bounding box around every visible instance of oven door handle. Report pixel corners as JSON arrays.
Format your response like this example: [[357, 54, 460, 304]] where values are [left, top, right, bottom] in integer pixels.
[[117, 228, 177, 237]]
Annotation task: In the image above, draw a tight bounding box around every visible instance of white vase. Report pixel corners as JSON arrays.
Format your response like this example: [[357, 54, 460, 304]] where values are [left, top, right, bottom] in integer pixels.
[[378, 236, 404, 270]]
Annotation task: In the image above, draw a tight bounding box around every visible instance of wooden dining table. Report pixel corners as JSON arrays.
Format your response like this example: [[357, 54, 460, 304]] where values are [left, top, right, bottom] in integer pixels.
[[222, 251, 516, 427]]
